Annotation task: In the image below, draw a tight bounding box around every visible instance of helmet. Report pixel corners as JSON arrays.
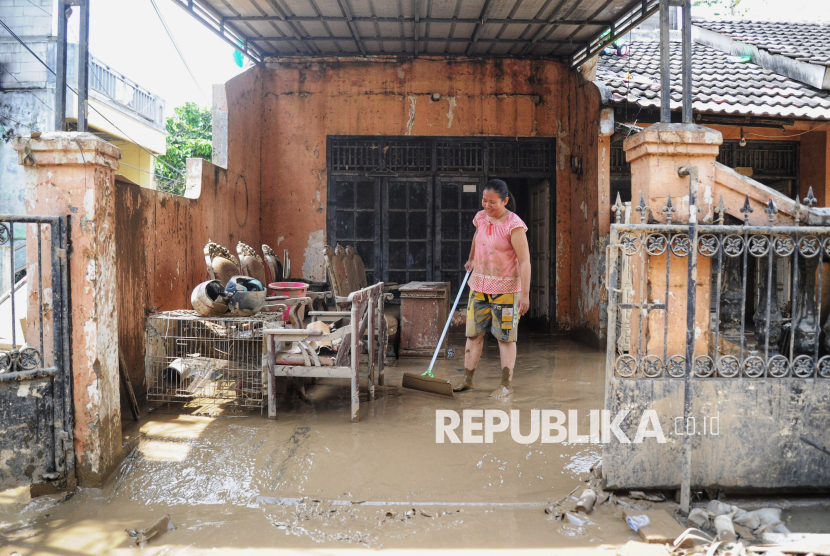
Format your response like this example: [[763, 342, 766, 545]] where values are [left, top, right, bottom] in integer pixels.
[[224, 275, 266, 316], [191, 280, 229, 316]]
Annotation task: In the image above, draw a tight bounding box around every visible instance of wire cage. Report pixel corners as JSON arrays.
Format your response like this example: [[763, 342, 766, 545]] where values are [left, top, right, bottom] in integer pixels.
[[145, 310, 283, 408]]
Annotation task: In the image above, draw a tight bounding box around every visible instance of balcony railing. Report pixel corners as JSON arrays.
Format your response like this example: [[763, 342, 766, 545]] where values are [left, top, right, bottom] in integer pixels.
[[88, 56, 161, 125]]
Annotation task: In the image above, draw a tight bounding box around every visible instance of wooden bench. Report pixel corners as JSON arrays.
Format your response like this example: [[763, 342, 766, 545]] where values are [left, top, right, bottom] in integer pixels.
[[263, 283, 387, 422]]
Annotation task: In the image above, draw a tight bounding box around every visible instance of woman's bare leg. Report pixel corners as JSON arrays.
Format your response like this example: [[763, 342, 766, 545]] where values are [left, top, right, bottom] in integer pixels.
[[453, 334, 484, 392], [490, 340, 516, 399]]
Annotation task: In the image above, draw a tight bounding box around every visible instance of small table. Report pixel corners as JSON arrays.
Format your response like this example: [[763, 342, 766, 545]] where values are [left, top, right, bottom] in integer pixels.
[[398, 281, 451, 358]]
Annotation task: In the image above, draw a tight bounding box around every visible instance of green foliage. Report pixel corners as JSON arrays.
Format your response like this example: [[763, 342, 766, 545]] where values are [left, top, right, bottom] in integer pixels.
[[692, 0, 747, 16], [155, 102, 212, 195]]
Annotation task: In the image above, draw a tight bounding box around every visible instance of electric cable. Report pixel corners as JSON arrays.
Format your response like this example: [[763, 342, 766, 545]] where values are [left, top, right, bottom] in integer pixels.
[[148, 0, 209, 102], [0, 15, 186, 180]]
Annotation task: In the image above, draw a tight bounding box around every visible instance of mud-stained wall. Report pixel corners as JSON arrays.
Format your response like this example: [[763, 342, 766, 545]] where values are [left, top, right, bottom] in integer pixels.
[[253, 57, 599, 331], [116, 69, 263, 396], [603, 376, 830, 490], [566, 79, 609, 348]]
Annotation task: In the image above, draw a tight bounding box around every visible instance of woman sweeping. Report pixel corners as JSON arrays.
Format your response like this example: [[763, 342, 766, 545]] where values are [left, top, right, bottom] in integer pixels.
[[454, 179, 531, 399]]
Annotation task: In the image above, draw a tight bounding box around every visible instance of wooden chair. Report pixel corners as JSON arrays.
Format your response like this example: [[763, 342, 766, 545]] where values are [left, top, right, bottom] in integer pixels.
[[263, 283, 387, 422], [318, 245, 399, 356]]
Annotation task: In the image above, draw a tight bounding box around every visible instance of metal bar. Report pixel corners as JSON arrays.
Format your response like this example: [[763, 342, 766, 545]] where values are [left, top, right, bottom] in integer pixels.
[[635, 236, 647, 375], [739, 222, 749, 367], [611, 224, 830, 234], [37, 223, 43, 360], [248, 35, 577, 44], [815, 249, 823, 364], [764, 245, 774, 361], [550, 0, 616, 56], [678, 165, 698, 515], [54, 1, 68, 131], [414, 0, 421, 56], [9, 223, 15, 348], [50, 220, 65, 473], [60, 215, 74, 473], [662, 232, 671, 371], [167, 0, 264, 63], [681, 0, 692, 123], [336, 0, 367, 55], [223, 15, 615, 25], [444, 0, 464, 54], [466, 0, 494, 56], [0, 368, 59, 383], [570, 0, 659, 67], [308, 0, 342, 54], [0, 215, 62, 224], [519, 0, 570, 56], [659, 0, 671, 123], [76, 0, 90, 131], [259, 0, 312, 54], [789, 233, 799, 365], [711, 215, 724, 375]]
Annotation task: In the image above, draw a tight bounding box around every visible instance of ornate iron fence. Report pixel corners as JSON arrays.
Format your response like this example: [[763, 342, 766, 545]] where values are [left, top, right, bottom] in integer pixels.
[[606, 187, 830, 381]]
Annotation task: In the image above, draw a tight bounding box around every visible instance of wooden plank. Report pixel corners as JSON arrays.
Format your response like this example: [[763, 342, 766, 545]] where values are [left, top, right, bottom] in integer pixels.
[[272, 365, 352, 378], [622, 509, 692, 547], [118, 345, 141, 421]]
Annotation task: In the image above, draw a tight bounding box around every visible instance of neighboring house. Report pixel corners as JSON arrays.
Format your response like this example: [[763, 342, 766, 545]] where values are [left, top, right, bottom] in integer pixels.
[[0, 0, 167, 293], [597, 20, 830, 208]]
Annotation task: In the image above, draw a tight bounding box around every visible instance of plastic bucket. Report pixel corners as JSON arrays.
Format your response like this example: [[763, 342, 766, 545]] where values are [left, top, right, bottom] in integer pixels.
[[268, 281, 309, 322]]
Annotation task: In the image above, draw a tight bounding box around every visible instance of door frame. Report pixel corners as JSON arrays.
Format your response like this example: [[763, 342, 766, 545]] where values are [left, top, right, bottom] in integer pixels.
[[326, 135, 557, 329]]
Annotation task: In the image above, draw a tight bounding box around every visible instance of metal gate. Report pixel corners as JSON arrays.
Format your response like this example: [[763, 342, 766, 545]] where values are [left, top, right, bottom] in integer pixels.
[[0, 215, 73, 489], [605, 168, 830, 510]]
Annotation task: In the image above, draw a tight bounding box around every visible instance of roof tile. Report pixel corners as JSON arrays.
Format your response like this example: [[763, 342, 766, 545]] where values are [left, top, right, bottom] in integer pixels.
[[597, 40, 830, 121]]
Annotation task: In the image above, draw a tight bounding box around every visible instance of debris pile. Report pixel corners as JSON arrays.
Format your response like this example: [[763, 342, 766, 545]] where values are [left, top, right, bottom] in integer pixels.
[[670, 501, 830, 556]]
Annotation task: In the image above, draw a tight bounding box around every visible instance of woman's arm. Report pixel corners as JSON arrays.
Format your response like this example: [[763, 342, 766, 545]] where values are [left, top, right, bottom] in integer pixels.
[[464, 231, 477, 272], [511, 228, 531, 315]]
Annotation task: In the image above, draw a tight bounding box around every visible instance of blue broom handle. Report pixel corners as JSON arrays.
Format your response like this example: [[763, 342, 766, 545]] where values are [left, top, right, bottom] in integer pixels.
[[428, 270, 471, 372]]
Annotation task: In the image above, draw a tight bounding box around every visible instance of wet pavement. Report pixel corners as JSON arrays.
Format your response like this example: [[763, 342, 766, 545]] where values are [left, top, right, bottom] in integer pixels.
[[2, 332, 824, 554]]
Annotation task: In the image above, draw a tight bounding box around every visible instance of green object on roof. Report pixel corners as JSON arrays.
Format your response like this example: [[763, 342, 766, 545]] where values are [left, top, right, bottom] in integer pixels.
[[233, 49, 244, 67], [726, 55, 751, 63]]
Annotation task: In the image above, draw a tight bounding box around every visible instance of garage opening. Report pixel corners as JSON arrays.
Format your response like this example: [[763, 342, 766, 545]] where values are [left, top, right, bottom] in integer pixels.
[[327, 136, 556, 329]]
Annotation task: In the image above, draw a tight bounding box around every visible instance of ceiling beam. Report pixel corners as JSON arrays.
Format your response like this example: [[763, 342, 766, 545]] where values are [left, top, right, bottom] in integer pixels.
[[336, 0, 367, 54], [249, 35, 578, 45], [220, 14, 612, 26]]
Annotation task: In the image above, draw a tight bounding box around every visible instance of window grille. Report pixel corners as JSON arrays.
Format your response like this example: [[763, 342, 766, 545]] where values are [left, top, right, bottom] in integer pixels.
[[437, 139, 484, 172], [384, 139, 432, 172], [330, 138, 381, 172]]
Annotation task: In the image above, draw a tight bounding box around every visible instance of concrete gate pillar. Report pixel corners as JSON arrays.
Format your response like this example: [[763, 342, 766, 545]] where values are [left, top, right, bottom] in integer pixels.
[[623, 123, 722, 359], [14, 132, 122, 488]]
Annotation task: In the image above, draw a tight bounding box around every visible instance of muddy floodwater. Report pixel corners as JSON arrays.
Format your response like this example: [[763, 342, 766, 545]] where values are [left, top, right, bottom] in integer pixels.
[[1, 333, 827, 555]]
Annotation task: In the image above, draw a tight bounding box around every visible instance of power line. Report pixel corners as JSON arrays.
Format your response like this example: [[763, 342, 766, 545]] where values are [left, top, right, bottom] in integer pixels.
[[0, 15, 186, 178], [148, 0, 209, 103]]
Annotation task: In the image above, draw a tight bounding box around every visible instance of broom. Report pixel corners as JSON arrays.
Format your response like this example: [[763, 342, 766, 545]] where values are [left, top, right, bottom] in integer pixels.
[[402, 270, 470, 397]]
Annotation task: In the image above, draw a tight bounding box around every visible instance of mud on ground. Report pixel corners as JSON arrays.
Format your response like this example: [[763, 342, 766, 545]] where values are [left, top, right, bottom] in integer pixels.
[[1, 333, 826, 555]]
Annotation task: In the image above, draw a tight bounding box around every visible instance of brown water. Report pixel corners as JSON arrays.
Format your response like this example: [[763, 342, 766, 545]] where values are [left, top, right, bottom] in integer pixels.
[[0, 333, 785, 554]]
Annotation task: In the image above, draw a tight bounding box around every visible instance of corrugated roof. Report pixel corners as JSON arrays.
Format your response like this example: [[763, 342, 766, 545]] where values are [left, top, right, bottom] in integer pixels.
[[168, 0, 659, 66], [597, 41, 830, 121], [693, 19, 830, 67]]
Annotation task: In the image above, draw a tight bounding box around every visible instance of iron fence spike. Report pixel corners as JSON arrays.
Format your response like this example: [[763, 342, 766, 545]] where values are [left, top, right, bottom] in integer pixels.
[[806, 187, 817, 207]]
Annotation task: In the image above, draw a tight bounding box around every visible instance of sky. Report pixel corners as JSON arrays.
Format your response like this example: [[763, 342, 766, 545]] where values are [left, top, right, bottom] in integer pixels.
[[61, 0, 830, 119], [66, 0, 246, 117]]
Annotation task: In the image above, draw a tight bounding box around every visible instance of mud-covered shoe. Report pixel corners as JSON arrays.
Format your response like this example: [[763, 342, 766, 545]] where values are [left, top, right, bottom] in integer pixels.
[[453, 368, 475, 392]]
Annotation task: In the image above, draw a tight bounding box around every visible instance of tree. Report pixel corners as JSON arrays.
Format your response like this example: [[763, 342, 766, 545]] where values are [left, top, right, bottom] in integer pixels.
[[693, 0, 747, 16], [155, 102, 212, 195]]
